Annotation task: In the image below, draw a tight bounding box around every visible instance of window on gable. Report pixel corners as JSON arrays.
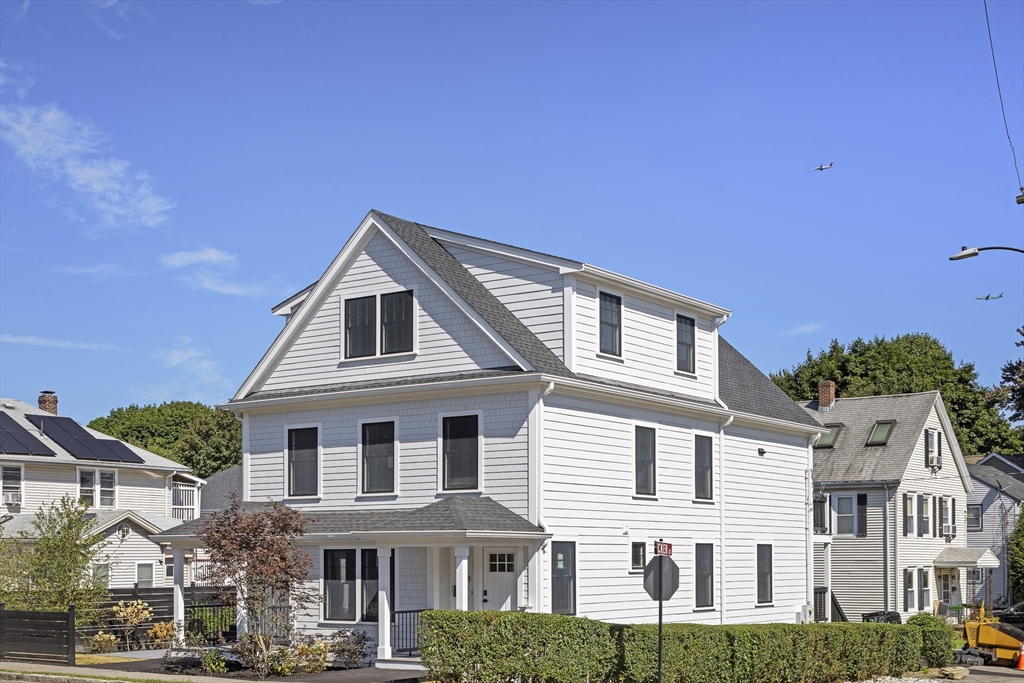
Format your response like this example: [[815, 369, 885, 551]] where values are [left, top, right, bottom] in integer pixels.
[[362, 421, 395, 494], [866, 420, 895, 446], [695, 543, 714, 608], [381, 291, 414, 355], [966, 504, 982, 531], [815, 424, 842, 449], [635, 426, 656, 496], [676, 315, 695, 373], [443, 415, 479, 491], [345, 296, 376, 358], [631, 541, 646, 571], [694, 435, 713, 500], [756, 544, 772, 604], [599, 293, 621, 356], [925, 429, 942, 468], [288, 427, 318, 497]]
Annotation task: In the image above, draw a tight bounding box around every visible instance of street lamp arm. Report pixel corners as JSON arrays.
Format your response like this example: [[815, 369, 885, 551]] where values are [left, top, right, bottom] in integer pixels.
[[949, 245, 1024, 261]]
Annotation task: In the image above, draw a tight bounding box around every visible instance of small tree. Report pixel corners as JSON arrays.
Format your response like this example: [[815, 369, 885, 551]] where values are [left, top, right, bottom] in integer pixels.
[[196, 494, 318, 677], [0, 495, 110, 625], [1009, 511, 1024, 605]]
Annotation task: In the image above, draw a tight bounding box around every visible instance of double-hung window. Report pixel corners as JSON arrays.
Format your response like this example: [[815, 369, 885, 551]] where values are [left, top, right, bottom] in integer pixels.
[[918, 495, 930, 537], [694, 434, 713, 500], [599, 293, 621, 356], [361, 421, 395, 494], [2, 465, 22, 504], [79, 470, 115, 508], [835, 495, 854, 535], [904, 569, 915, 612], [551, 541, 576, 615], [917, 568, 930, 610], [345, 291, 415, 359], [93, 563, 110, 587], [381, 291, 414, 354], [756, 544, 772, 604], [635, 426, 656, 496], [324, 549, 357, 621], [631, 542, 646, 571], [345, 296, 376, 358], [136, 563, 154, 589], [442, 415, 479, 491], [287, 427, 318, 497], [903, 493, 914, 536], [676, 315, 695, 373], [924, 429, 942, 468], [966, 504, 982, 531], [695, 543, 714, 608]]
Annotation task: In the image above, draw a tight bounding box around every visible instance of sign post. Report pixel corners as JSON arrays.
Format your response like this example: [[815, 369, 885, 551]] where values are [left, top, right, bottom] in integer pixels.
[[643, 540, 678, 683]]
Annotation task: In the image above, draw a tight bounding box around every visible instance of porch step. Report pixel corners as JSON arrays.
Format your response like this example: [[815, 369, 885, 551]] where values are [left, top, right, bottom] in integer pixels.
[[374, 657, 426, 673]]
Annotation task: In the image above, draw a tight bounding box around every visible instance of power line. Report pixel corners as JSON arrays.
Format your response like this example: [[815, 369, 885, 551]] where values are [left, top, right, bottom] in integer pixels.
[[982, 0, 1023, 194]]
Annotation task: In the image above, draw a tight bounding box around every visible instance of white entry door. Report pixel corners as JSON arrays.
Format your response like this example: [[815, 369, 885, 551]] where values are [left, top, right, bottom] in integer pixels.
[[483, 548, 517, 611]]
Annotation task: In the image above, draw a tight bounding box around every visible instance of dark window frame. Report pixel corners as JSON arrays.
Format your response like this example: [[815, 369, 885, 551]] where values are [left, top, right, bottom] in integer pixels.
[[442, 414, 480, 491], [694, 434, 713, 501], [676, 315, 696, 374], [695, 543, 714, 608], [631, 541, 646, 571], [866, 420, 896, 446], [344, 295, 377, 359], [324, 548, 357, 622], [361, 421, 396, 494], [287, 426, 319, 498], [381, 290, 415, 355], [551, 541, 576, 615], [599, 292, 622, 356], [756, 544, 773, 604], [635, 426, 656, 496], [966, 504, 982, 531], [815, 424, 843, 449]]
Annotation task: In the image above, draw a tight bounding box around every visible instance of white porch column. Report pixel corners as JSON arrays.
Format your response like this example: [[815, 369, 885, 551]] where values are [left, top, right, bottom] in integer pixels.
[[377, 546, 392, 660], [426, 547, 439, 610], [172, 548, 185, 640], [823, 542, 832, 622], [454, 546, 470, 611], [473, 546, 484, 611]]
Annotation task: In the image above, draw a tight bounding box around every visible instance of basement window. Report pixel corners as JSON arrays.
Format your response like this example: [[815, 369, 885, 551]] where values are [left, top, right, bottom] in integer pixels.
[[815, 424, 842, 449], [866, 420, 895, 446]]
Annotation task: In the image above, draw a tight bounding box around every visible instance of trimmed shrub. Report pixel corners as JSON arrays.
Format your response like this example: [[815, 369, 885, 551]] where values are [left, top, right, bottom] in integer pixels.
[[919, 628, 954, 667]]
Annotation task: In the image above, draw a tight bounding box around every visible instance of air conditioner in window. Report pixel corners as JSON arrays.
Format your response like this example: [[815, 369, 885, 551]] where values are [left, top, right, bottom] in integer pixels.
[[3, 492, 23, 505], [942, 523, 955, 537], [927, 453, 940, 467]]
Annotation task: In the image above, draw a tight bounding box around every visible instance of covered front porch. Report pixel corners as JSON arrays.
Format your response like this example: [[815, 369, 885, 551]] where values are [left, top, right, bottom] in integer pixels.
[[931, 547, 1000, 623]]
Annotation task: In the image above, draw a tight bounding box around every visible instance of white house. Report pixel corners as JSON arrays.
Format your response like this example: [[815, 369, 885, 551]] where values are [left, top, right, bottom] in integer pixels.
[[966, 463, 1023, 609], [156, 210, 824, 667], [0, 393, 202, 589], [805, 382, 998, 623]]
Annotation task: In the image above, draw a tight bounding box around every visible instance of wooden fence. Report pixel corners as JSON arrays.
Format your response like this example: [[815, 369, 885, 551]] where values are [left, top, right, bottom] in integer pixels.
[[0, 603, 76, 665]]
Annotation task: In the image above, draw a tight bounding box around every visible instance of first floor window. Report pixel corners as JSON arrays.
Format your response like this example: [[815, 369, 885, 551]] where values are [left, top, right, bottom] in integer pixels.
[[288, 427, 318, 497], [93, 563, 109, 587], [443, 415, 479, 490], [918, 568, 931, 611], [136, 563, 153, 589], [694, 435, 713, 500], [966, 504, 982, 531], [362, 421, 395, 494], [635, 426, 656, 496], [835, 496, 854, 535], [2, 466, 21, 502], [165, 562, 174, 579], [361, 549, 379, 622], [756, 545, 772, 604], [904, 569, 915, 612], [695, 543, 714, 608], [631, 542, 646, 571], [551, 541, 576, 615], [324, 549, 356, 621], [489, 553, 514, 573]]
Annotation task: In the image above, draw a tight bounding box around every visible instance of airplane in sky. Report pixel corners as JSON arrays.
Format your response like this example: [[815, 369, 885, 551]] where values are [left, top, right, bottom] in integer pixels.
[[813, 162, 834, 171], [976, 293, 1004, 300]]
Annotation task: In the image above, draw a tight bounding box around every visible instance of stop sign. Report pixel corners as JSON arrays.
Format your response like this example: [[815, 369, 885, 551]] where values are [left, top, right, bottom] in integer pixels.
[[644, 555, 679, 601]]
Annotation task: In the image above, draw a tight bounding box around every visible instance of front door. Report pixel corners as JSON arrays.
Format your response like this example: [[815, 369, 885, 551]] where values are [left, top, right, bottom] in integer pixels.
[[483, 548, 517, 611]]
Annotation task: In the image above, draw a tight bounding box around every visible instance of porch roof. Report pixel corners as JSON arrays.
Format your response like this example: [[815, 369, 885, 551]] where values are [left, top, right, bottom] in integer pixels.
[[932, 547, 1000, 568]]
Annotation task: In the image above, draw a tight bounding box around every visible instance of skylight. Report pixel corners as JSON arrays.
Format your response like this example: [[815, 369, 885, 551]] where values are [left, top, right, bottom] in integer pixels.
[[815, 424, 842, 449], [866, 420, 896, 446]]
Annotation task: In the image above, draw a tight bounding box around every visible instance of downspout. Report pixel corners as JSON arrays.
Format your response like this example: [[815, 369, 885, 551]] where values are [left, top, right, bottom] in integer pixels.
[[805, 441, 814, 620], [883, 483, 890, 612], [164, 474, 173, 517], [719, 414, 733, 624], [893, 484, 900, 613], [712, 313, 731, 410]]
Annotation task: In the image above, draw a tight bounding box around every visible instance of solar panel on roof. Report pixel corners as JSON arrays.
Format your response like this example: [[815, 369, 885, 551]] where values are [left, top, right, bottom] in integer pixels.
[[0, 412, 57, 456], [24, 414, 141, 463], [102, 440, 145, 464]]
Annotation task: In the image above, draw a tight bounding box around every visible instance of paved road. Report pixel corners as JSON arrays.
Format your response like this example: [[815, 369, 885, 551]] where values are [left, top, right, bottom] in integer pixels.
[[958, 665, 1023, 681], [1, 661, 422, 683]]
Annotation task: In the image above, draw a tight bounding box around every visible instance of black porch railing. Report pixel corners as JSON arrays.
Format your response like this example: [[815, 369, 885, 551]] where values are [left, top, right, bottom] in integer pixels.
[[185, 602, 237, 644], [392, 610, 424, 655], [813, 587, 828, 622]]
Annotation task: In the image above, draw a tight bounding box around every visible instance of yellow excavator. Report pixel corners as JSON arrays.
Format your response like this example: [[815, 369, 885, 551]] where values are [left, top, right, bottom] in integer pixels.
[[956, 604, 1024, 666]]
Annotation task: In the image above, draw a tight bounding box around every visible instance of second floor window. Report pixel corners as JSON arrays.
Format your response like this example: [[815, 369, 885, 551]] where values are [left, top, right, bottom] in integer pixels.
[[918, 495, 930, 537], [288, 427, 318, 497], [903, 494, 914, 536], [79, 470, 115, 508], [966, 504, 982, 531], [694, 435, 713, 500], [443, 415, 479, 490], [362, 421, 395, 494], [835, 495, 854, 535], [676, 315, 695, 373], [599, 293, 621, 356], [635, 426, 656, 496], [2, 466, 22, 503]]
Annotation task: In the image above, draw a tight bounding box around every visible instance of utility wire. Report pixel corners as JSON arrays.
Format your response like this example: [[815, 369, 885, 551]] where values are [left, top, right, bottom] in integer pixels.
[[982, 0, 1023, 192]]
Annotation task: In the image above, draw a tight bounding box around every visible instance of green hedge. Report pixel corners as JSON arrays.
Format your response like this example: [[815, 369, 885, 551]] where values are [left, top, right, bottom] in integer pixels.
[[419, 610, 938, 683]]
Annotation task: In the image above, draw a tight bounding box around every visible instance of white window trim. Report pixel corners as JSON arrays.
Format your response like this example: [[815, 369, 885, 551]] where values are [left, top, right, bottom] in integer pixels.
[[918, 493, 931, 538], [692, 429, 717, 503], [2, 463, 24, 508], [77, 467, 118, 509], [356, 416, 400, 498], [339, 290, 419, 363], [693, 541, 716, 611], [436, 410, 484, 494], [632, 420, 659, 499], [93, 562, 110, 587], [135, 561, 155, 588], [904, 567, 916, 612], [673, 310, 698, 377], [595, 288, 625, 360], [628, 538, 649, 574], [833, 492, 857, 538], [320, 545, 383, 625], [966, 504, 982, 531], [282, 423, 322, 500], [904, 490, 916, 535], [755, 543, 773, 606]]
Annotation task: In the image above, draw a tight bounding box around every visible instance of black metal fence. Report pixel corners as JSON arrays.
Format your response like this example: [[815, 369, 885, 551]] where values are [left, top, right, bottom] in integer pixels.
[[185, 602, 237, 644], [0, 603, 76, 665], [78, 586, 232, 648], [813, 587, 828, 622], [392, 609, 423, 655]]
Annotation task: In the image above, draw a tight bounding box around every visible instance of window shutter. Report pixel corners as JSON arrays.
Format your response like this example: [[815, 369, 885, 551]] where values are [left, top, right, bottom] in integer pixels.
[[856, 493, 867, 538], [924, 430, 932, 467], [952, 497, 956, 532], [903, 494, 909, 537], [917, 495, 923, 537], [937, 433, 942, 469], [933, 496, 938, 537]]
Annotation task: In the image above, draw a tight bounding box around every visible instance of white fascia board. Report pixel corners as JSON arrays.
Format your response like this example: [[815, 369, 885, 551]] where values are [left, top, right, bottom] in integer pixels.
[[270, 282, 317, 317], [575, 264, 731, 319], [97, 510, 164, 536], [173, 471, 207, 485], [933, 392, 972, 494], [978, 453, 1024, 473], [423, 226, 583, 273]]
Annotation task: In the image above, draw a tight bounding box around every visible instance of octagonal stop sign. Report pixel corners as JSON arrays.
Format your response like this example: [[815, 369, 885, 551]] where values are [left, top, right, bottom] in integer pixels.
[[644, 554, 679, 601]]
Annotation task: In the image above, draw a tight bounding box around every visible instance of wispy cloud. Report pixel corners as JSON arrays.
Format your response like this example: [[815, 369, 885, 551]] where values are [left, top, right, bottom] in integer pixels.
[[184, 273, 269, 297], [58, 263, 135, 279], [147, 336, 232, 403], [10, 1, 30, 20], [160, 248, 237, 269], [0, 59, 36, 100], [84, 0, 153, 40], [778, 322, 824, 336], [0, 333, 120, 351], [0, 104, 174, 231]]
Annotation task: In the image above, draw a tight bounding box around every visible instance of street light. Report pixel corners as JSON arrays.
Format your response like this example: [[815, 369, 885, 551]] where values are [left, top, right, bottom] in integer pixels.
[[949, 245, 1024, 261]]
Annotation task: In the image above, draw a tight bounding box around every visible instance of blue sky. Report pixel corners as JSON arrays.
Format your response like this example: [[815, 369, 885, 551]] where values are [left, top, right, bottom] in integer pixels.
[[1, 0, 1022, 424]]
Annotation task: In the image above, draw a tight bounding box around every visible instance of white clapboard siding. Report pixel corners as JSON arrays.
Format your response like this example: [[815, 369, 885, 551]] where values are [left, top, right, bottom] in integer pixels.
[[101, 521, 167, 589], [443, 244, 565, 360], [572, 280, 716, 402], [967, 482, 1020, 606], [19, 462, 77, 513], [247, 391, 531, 517], [117, 468, 173, 517], [261, 232, 514, 392], [828, 489, 887, 622]]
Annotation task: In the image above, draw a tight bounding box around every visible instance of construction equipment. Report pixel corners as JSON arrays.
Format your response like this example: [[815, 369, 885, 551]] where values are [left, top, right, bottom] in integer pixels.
[[956, 603, 1024, 666]]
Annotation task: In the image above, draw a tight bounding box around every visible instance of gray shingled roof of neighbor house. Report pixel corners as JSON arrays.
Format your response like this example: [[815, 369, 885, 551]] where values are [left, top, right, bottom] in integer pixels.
[[200, 464, 243, 513], [800, 391, 939, 485], [968, 463, 1024, 502], [0, 508, 181, 537]]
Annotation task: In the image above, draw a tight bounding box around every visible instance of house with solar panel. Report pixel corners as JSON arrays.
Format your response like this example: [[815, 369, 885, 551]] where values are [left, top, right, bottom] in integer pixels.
[[805, 382, 997, 623], [155, 210, 824, 669], [1, 393, 203, 589]]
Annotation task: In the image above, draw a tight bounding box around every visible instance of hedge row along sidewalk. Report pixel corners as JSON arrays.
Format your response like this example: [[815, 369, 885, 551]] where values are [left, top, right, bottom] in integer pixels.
[[419, 610, 955, 683]]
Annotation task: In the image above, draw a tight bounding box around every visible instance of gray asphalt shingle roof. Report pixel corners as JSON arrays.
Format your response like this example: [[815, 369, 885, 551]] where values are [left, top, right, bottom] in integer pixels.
[[968, 464, 1024, 502], [801, 392, 939, 484], [719, 338, 821, 428], [200, 465, 243, 513]]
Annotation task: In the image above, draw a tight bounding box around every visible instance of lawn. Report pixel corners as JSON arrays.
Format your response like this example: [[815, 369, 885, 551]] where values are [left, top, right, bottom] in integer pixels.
[[73, 654, 146, 666]]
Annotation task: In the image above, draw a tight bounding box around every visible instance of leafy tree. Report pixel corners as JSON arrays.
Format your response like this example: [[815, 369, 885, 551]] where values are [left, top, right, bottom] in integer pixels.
[[196, 495, 319, 678], [0, 495, 110, 625], [997, 327, 1024, 424], [89, 401, 241, 477], [771, 333, 1021, 456], [1009, 511, 1024, 606]]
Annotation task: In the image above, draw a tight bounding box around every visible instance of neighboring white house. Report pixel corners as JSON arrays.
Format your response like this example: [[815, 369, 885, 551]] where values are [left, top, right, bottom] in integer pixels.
[[966, 463, 1023, 609], [156, 210, 824, 667], [0, 393, 202, 589], [805, 382, 998, 623]]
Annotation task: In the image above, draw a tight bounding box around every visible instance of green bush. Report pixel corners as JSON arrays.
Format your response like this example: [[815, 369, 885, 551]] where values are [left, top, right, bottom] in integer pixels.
[[420, 610, 925, 683], [201, 648, 228, 674], [919, 628, 954, 667]]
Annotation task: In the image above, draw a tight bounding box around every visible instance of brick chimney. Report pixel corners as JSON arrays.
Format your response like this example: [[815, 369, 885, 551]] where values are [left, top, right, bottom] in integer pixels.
[[38, 390, 58, 415], [817, 380, 836, 412]]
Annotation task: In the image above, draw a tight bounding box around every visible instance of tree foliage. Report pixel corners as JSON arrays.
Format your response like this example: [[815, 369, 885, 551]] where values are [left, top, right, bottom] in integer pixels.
[[997, 327, 1024, 424], [771, 333, 1021, 456], [1010, 511, 1024, 606], [0, 495, 110, 625], [89, 401, 241, 477], [196, 495, 319, 678]]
